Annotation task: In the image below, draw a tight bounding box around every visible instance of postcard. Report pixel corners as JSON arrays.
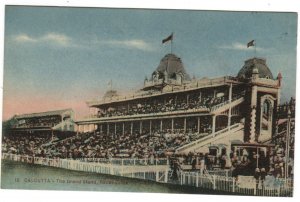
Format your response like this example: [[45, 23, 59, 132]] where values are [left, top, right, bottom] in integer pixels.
[[1, 4, 297, 198]]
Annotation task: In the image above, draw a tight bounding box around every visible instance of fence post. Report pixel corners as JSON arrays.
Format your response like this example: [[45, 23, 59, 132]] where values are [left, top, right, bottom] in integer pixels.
[[196, 172, 199, 187], [232, 178, 235, 193], [180, 172, 183, 185], [164, 168, 168, 183], [156, 171, 159, 182], [213, 175, 216, 190], [121, 159, 124, 176]]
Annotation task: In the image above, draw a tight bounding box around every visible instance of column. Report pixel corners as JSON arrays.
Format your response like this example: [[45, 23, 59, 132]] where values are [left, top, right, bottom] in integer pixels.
[[213, 89, 216, 98], [250, 85, 257, 142], [107, 123, 109, 136], [100, 124, 103, 133], [114, 123, 117, 136], [139, 121, 143, 134], [228, 83, 233, 128], [149, 120, 152, 135], [122, 122, 125, 135], [184, 117, 187, 133], [160, 120, 163, 132], [199, 91, 202, 102], [171, 118, 174, 133], [186, 95, 189, 105], [130, 122, 133, 135], [197, 117, 200, 134], [212, 115, 216, 136]]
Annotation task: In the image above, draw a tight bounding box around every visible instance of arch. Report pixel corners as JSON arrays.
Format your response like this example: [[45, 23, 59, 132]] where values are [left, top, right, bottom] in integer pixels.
[[259, 94, 275, 142]]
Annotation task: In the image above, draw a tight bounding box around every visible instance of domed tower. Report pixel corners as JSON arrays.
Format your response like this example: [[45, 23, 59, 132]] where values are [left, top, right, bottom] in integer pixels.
[[239, 58, 281, 143], [143, 53, 191, 90], [237, 58, 274, 80]]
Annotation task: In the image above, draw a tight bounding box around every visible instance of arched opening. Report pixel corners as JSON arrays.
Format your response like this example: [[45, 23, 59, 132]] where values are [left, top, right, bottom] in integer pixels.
[[262, 100, 271, 131]]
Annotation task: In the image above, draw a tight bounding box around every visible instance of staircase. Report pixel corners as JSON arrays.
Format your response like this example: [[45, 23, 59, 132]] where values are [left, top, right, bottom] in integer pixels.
[[210, 97, 244, 114], [176, 123, 244, 153]]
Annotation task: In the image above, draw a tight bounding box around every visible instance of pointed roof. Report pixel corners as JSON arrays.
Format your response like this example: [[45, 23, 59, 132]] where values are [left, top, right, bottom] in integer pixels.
[[154, 53, 191, 81], [237, 57, 274, 79]]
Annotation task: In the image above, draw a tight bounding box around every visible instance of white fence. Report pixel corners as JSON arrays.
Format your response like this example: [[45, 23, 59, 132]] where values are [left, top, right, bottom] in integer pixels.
[[2, 153, 169, 183], [179, 171, 293, 197], [2, 153, 293, 196]]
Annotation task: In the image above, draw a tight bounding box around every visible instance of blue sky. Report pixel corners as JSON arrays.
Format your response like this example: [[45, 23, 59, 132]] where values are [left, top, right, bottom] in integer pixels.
[[3, 6, 297, 119]]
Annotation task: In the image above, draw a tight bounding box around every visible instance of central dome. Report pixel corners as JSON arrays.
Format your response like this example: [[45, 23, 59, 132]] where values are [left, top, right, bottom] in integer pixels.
[[237, 58, 274, 79], [154, 54, 191, 81]]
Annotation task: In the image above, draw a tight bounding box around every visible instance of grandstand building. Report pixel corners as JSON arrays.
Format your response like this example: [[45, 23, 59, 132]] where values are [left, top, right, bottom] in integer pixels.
[[9, 109, 76, 136], [76, 53, 282, 155]]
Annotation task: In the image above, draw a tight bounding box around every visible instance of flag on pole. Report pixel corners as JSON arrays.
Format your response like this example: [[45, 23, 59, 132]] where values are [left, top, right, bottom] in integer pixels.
[[108, 79, 112, 90], [162, 33, 173, 44], [247, 40, 255, 48]]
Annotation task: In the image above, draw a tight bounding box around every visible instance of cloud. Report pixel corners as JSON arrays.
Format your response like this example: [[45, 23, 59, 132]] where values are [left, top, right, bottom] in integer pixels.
[[104, 39, 154, 51], [14, 34, 37, 43], [12, 32, 72, 47], [40, 33, 71, 46], [12, 33, 154, 51], [218, 42, 264, 51]]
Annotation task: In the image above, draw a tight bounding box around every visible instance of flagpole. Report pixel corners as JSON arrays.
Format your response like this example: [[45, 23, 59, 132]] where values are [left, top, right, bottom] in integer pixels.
[[254, 39, 256, 58], [171, 38, 173, 54]]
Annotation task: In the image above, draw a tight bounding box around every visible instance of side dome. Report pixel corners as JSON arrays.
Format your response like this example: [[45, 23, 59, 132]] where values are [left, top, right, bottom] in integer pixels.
[[154, 53, 191, 81], [237, 58, 274, 79], [103, 90, 118, 99]]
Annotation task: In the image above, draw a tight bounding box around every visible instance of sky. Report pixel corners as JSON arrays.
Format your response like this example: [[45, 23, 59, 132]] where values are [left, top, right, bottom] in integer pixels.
[[2, 6, 297, 120]]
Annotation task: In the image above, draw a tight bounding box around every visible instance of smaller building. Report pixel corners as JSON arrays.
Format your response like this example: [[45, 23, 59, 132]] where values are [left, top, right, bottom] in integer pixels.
[[7, 109, 76, 137]]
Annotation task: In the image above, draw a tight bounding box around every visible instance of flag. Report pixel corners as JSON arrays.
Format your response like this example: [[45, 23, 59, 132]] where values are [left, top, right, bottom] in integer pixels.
[[162, 33, 173, 44], [247, 40, 255, 48]]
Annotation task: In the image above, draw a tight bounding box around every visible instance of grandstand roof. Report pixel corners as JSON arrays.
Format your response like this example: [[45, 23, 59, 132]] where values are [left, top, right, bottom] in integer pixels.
[[237, 57, 274, 79], [153, 53, 191, 81], [14, 109, 73, 119]]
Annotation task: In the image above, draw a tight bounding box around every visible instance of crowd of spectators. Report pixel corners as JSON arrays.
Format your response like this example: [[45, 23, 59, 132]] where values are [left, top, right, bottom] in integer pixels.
[[2, 134, 53, 156], [13, 116, 61, 128], [2, 113, 293, 181], [98, 94, 228, 118]]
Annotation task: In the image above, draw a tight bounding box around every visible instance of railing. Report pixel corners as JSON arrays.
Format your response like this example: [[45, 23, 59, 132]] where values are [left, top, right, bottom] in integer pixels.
[[78, 157, 169, 166], [210, 95, 244, 112], [2, 153, 169, 183], [179, 171, 293, 197], [176, 123, 242, 153], [2, 153, 293, 196], [79, 106, 210, 122], [86, 76, 239, 107]]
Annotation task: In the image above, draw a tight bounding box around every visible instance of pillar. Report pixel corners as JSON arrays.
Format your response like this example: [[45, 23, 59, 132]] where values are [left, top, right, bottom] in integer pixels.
[[100, 124, 103, 133], [250, 85, 257, 142], [197, 117, 200, 134], [114, 123, 117, 135], [171, 118, 174, 133], [228, 83, 233, 128], [199, 91, 202, 102], [186, 95, 189, 105], [130, 122, 133, 135], [139, 121, 143, 134], [122, 122, 125, 135], [212, 115, 216, 136], [160, 120, 163, 132], [107, 123, 109, 136], [184, 118, 187, 133], [149, 120, 152, 135]]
